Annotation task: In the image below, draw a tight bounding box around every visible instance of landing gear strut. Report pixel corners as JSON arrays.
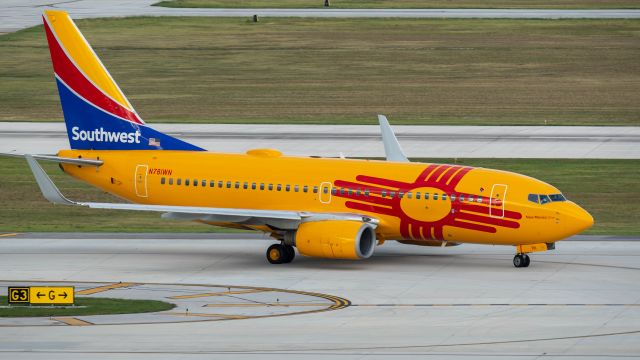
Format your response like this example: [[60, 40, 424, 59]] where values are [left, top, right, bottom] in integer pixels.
[[266, 243, 295, 264], [513, 253, 530, 268]]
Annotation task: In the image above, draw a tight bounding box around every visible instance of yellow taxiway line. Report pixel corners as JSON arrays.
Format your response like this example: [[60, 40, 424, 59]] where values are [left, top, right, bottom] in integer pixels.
[[168, 289, 267, 299], [76, 282, 140, 295], [0, 233, 18, 237], [52, 317, 93, 326]]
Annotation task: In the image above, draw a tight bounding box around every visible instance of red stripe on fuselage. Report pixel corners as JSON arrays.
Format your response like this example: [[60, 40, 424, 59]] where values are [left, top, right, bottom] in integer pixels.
[[43, 18, 143, 125]]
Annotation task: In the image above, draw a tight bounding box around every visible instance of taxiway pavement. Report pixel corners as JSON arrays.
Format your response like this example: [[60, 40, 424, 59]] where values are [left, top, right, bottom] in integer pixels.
[[1, 122, 638, 159], [2, 0, 640, 33], [0, 234, 639, 358]]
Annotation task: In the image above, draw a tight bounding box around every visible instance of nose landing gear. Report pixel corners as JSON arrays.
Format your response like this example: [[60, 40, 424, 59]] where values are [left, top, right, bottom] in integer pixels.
[[266, 243, 296, 264], [513, 253, 530, 268]]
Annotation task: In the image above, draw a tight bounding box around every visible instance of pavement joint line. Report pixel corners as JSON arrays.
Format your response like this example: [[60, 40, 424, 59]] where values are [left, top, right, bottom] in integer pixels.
[[164, 312, 250, 319], [168, 289, 268, 299], [51, 317, 93, 326], [76, 282, 141, 295]]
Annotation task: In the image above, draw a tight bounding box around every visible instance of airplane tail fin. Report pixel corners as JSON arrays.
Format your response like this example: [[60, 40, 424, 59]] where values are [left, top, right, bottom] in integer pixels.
[[42, 10, 203, 151]]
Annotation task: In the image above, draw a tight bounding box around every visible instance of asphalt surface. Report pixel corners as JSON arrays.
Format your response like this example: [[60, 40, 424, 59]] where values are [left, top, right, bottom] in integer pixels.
[[1, 122, 638, 159], [0, 235, 639, 358], [2, 0, 640, 33]]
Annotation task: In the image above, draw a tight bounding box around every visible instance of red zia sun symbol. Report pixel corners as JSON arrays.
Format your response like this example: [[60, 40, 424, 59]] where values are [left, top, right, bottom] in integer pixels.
[[333, 164, 521, 241]]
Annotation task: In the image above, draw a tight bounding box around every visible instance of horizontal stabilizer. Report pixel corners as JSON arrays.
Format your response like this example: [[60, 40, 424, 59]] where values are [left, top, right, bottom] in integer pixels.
[[2, 151, 103, 166]]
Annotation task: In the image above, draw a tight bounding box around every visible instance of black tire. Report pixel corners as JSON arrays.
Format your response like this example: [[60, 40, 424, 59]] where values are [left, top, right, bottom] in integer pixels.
[[282, 245, 296, 263], [267, 244, 285, 264], [513, 254, 523, 268], [523, 254, 531, 267]]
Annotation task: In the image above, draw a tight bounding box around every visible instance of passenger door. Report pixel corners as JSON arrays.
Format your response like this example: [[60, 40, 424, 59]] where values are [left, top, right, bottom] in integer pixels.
[[490, 184, 508, 218], [134, 164, 148, 198]]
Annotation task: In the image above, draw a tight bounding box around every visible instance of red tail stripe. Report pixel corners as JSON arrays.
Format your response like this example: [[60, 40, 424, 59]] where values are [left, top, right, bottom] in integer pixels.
[[44, 19, 143, 125]]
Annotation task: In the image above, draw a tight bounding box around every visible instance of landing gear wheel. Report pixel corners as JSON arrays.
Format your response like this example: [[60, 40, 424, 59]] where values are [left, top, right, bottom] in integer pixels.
[[513, 254, 530, 268], [266, 244, 295, 264], [282, 245, 296, 263], [267, 244, 286, 264], [523, 254, 530, 267]]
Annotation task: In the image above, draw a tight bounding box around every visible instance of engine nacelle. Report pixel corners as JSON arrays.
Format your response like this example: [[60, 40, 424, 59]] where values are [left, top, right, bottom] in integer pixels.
[[293, 221, 376, 260]]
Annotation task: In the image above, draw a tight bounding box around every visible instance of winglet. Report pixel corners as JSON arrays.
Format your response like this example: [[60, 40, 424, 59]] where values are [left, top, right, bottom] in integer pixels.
[[378, 115, 409, 162], [25, 155, 76, 206]]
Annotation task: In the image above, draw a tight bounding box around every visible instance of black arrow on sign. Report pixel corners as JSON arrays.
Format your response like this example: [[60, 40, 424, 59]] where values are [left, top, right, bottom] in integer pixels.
[[37, 292, 44, 298], [60, 292, 68, 299]]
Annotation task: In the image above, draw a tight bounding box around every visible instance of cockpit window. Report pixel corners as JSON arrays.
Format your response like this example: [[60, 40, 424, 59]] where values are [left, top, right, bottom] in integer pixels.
[[529, 193, 567, 204]]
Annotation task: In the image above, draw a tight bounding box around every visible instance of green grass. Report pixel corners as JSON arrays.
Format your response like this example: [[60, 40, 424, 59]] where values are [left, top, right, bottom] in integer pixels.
[[1, 17, 639, 125], [0, 157, 638, 235], [0, 296, 175, 317], [154, 0, 640, 10]]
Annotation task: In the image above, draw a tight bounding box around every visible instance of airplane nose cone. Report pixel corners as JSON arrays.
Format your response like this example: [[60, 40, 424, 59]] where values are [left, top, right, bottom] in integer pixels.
[[569, 203, 594, 234]]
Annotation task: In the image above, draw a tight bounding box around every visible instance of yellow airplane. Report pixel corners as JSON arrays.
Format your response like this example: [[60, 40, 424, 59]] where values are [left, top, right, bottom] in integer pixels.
[[4, 10, 594, 267]]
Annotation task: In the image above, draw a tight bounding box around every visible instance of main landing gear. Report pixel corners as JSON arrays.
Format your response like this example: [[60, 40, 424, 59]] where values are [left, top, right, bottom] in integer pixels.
[[266, 243, 296, 264], [513, 253, 531, 268]]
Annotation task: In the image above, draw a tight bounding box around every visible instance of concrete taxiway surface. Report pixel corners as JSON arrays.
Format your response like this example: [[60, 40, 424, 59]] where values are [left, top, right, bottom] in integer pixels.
[[1, 122, 638, 159], [0, 234, 639, 358], [3, 0, 640, 33]]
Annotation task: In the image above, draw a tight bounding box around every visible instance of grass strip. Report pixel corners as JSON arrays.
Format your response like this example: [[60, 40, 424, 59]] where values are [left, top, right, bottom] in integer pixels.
[[0, 296, 175, 317], [1, 17, 639, 125]]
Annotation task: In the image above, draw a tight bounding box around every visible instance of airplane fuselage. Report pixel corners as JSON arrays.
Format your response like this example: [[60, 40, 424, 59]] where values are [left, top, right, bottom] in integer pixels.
[[58, 149, 593, 246]]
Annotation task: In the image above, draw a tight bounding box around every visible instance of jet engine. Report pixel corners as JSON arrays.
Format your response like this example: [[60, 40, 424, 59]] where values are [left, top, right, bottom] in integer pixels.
[[291, 221, 376, 260]]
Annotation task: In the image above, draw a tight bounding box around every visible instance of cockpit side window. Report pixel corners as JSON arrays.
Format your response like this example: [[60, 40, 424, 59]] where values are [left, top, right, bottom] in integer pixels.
[[549, 194, 566, 202], [540, 194, 551, 204], [528, 194, 539, 204]]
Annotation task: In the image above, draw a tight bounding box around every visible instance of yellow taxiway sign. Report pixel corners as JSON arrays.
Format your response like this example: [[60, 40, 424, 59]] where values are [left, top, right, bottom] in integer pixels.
[[28, 287, 74, 305]]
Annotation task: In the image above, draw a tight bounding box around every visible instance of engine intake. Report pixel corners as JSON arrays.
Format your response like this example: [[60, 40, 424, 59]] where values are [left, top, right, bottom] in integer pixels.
[[293, 221, 376, 260]]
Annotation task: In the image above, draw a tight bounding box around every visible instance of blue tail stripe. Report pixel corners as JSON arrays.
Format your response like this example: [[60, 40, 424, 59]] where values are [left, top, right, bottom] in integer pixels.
[[56, 77, 204, 151]]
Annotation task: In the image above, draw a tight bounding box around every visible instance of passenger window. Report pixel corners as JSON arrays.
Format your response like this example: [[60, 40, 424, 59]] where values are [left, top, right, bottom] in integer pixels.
[[193, 179, 197, 186], [268, 184, 273, 191], [424, 192, 429, 200], [364, 189, 370, 196], [340, 188, 345, 195], [243, 182, 248, 189], [227, 181, 232, 189], [235, 182, 240, 189], [382, 190, 387, 197], [218, 180, 223, 188], [303, 185, 308, 193], [177, 178, 182, 185], [450, 194, 456, 201], [477, 196, 483, 203], [407, 192, 412, 199], [260, 183, 265, 190], [161, 177, 166, 185], [433, 193, 438, 200], [185, 179, 190, 186], [348, 188, 353, 196], [442, 193, 447, 201], [203, 180, 208, 187], [313, 186, 318, 193], [416, 192, 421, 199], [286, 185, 290, 192], [459, 194, 465, 202], [331, 188, 337, 195], [252, 183, 257, 190], [294, 185, 299, 192], [356, 189, 361, 196], [398, 192, 404, 199], [277, 184, 282, 191], [169, 178, 174, 185], [468, 195, 475, 202]]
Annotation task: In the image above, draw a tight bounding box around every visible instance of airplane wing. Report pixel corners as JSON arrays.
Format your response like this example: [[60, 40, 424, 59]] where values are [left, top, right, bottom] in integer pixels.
[[1, 151, 103, 166], [378, 115, 409, 162], [24, 155, 378, 230]]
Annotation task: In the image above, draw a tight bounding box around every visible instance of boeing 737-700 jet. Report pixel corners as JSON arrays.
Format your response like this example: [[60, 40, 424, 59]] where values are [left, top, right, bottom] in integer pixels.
[[2, 11, 594, 267]]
